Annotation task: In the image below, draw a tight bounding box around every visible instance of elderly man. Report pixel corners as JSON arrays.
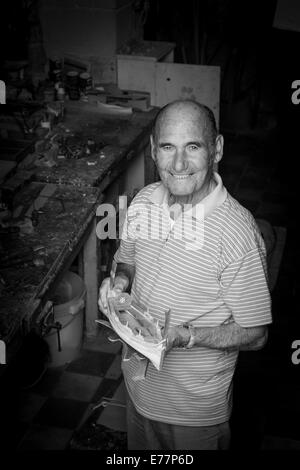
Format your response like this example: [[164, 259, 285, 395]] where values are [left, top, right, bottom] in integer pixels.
[[98, 100, 272, 450]]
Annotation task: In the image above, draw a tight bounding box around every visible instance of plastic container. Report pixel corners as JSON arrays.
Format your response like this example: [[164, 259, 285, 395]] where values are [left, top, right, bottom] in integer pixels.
[[44, 271, 86, 367]]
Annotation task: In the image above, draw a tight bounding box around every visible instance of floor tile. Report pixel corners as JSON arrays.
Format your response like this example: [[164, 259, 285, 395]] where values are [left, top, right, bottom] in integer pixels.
[[112, 380, 127, 403], [96, 381, 127, 432], [52, 371, 102, 401], [84, 329, 122, 354], [92, 376, 123, 403], [29, 365, 66, 396], [17, 392, 48, 423], [105, 355, 122, 380], [33, 397, 88, 429], [18, 424, 73, 450], [97, 401, 127, 433], [66, 349, 115, 377]]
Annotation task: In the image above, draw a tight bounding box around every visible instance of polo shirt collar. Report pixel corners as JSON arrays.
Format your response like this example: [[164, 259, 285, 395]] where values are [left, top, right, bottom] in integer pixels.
[[148, 172, 227, 219]]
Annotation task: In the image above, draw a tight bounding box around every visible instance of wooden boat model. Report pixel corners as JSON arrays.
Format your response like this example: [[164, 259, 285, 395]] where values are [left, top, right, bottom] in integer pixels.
[[97, 293, 167, 370]]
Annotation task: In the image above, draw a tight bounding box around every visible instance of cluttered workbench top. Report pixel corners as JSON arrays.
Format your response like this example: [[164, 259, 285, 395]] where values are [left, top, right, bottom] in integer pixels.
[[2, 99, 157, 188], [0, 182, 100, 344], [0, 84, 158, 351], [33, 102, 157, 187]]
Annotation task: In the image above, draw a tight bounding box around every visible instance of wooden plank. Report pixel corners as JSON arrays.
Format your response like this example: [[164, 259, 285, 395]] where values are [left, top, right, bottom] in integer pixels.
[[155, 63, 221, 127]]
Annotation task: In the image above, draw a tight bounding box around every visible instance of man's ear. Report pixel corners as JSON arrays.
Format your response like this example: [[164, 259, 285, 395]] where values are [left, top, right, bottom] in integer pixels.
[[214, 134, 224, 165], [150, 135, 156, 162]]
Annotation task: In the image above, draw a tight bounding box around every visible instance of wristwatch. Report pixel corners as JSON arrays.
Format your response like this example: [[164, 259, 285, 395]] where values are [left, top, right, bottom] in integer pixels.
[[182, 323, 196, 349]]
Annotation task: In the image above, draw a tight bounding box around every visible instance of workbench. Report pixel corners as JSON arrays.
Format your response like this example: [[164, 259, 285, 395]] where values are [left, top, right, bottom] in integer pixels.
[[0, 101, 158, 364]]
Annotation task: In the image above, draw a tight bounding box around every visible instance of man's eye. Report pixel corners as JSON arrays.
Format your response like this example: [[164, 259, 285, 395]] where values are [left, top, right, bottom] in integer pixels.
[[162, 145, 173, 151], [187, 145, 199, 151]]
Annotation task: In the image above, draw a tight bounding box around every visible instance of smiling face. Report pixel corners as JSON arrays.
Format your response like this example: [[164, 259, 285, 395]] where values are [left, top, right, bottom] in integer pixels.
[[151, 102, 223, 204]]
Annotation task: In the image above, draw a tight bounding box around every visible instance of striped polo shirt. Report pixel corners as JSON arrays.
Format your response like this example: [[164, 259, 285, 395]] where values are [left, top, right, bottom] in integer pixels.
[[114, 172, 272, 426]]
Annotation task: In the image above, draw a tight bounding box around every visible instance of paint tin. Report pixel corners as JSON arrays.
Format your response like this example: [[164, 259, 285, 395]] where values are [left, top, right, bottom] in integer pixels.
[[79, 72, 92, 92], [66, 71, 80, 100], [66, 70, 79, 84]]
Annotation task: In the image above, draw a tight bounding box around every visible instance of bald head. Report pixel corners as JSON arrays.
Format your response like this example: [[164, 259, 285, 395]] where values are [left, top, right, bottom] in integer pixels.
[[152, 100, 218, 157]]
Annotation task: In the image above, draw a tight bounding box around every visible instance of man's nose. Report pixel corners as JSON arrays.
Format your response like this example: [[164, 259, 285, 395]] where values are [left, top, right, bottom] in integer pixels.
[[173, 149, 188, 173]]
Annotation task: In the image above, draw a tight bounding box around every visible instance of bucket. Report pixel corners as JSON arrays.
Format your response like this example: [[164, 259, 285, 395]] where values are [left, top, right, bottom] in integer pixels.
[[66, 71, 80, 100], [44, 271, 86, 367]]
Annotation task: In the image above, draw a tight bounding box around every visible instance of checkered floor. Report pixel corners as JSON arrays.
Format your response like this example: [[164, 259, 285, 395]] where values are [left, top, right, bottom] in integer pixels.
[[3, 129, 300, 450], [12, 328, 125, 450]]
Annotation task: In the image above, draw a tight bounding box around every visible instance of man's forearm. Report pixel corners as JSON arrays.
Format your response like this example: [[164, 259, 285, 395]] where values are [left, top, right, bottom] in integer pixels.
[[115, 262, 135, 291], [175, 322, 268, 351]]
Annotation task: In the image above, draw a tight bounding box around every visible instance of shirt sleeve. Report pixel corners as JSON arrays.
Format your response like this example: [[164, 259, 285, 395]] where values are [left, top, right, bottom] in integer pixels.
[[220, 247, 272, 327]]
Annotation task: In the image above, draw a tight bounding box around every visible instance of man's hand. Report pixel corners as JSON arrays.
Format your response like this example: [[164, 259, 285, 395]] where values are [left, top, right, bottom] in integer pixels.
[[98, 275, 129, 317]]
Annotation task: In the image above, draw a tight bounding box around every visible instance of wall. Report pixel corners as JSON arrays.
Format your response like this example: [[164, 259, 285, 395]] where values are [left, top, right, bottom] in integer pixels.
[[40, 0, 134, 83]]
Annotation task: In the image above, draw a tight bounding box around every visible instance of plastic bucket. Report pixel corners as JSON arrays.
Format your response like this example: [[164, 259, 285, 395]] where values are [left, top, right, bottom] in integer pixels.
[[44, 271, 86, 367]]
